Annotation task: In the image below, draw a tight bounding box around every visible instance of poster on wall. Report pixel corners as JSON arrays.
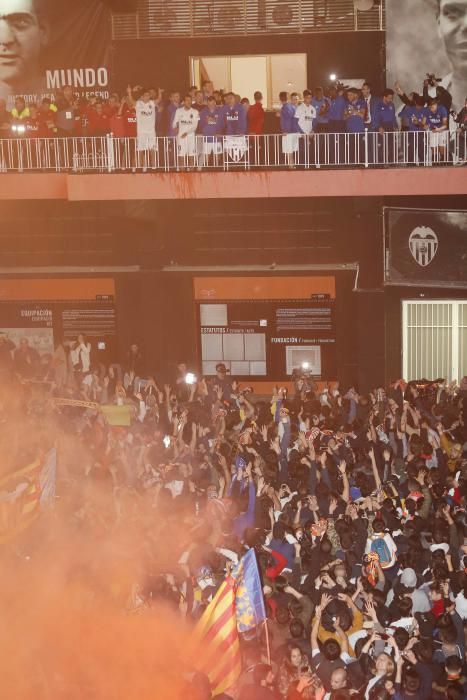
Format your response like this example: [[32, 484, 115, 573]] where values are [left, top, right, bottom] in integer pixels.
[[384, 208, 467, 288], [386, 0, 466, 113], [0, 278, 117, 368], [1, 0, 112, 107], [194, 277, 337, 381]]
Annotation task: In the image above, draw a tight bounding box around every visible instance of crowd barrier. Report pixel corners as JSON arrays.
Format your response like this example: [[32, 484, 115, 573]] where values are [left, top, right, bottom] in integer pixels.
[[0, 131, 465, 172]]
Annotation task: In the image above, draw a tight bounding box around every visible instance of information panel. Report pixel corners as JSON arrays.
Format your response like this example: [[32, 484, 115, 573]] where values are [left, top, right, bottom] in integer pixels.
[[0, 278, 117, 364], [195, 277, 336, 380]]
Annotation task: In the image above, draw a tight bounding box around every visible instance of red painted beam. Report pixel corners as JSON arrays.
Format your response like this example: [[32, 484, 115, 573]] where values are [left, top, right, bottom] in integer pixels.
[[0, 168, 466, 201], [0, 174, 69, 200]]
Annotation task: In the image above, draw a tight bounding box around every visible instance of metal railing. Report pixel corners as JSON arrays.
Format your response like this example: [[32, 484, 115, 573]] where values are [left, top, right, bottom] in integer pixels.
[[0, 132, 465, 173]]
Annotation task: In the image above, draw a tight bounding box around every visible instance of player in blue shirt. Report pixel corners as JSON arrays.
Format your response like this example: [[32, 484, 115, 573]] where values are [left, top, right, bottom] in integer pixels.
[[327, 84, 346, 133], [312, 87, 330, 133], [344, 87, 367, 164], [312, 86, 331, 165], [223, 92, 247, 135], [374, 89, 398, 131], [199, 96, 224, 167], [425, 99, 449, 164], [406, 95, 429, 165], [374, 89, 398, 164], [222, 91, 248, 165], [327, 84, 346, 164], [344, 88, 367, 133]]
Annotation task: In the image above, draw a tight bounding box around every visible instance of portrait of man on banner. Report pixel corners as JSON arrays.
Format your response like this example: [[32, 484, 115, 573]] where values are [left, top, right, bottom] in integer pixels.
[[0, 0, 111, 104], [0, 0, 50, 99], [386, 0, 467, 112]]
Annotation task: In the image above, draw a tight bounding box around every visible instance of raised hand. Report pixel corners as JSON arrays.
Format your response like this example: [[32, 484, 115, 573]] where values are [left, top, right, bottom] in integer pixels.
[[320, 592, 333, 609]]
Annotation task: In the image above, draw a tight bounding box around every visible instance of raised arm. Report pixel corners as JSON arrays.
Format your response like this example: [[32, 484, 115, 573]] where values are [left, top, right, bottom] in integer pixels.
[[311, 593, 332, 651], [338, 460, 350, 503], [369, 446, 382, 491]]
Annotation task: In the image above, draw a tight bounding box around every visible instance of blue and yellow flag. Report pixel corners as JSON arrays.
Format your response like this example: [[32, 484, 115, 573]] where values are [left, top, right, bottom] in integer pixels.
[[190, 549, 266, 695], [231, 548, 267, 633]]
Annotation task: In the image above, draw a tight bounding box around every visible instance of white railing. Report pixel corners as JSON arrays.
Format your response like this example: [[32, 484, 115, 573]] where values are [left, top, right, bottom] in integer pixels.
[[0, 132, 465, 173]]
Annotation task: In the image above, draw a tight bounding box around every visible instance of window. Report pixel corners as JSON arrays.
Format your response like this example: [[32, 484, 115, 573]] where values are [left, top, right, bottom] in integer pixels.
[[286, 345, 322, 376], [190, 53, 307, 109], [402, 300, 467, 382]]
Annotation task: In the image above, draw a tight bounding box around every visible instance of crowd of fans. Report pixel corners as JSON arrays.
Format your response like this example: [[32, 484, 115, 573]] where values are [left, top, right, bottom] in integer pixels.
[[0, 76, 466, 168], [1, 329, 466, 699]]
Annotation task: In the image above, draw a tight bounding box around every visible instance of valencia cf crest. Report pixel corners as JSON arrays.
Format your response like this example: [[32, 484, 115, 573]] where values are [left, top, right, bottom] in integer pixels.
[[408, 226, 438, 267], [224, 136, 247, 163]]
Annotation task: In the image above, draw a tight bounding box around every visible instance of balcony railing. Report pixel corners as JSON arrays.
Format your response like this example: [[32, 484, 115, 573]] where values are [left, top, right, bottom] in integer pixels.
[[0, 132, 466, 173]]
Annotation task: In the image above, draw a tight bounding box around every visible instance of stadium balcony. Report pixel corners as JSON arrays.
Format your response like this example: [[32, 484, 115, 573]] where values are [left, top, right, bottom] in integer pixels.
[[1, 132, 466, 201]]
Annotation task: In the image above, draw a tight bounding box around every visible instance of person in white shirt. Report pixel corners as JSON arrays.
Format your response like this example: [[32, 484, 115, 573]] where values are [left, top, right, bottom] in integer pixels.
[[294, 90, 317, 135], [172, 94, 200, 170], [70, 334, 91, 379], [294, 90, 317, 166], [135, 89, 158, 171]]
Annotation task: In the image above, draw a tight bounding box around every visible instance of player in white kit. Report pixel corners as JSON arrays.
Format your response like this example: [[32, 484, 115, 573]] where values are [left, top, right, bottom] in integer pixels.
[[172, 95, 200, 170], [135, 89, 158, 171]]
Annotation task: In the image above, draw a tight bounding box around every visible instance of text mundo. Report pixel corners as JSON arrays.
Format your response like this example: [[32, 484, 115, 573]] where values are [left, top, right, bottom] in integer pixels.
[[46, 67, 109, 90]]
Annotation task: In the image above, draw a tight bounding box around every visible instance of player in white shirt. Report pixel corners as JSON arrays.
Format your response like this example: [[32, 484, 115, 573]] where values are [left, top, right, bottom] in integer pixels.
[[135, 89, 158, 171], [172, 95, 200, 170], [294, 90, 317, 166], [294, 90, 317, 135]]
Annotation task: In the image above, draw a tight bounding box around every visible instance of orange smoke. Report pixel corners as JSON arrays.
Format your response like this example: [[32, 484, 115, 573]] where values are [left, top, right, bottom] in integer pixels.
[[0, 394, 201, 700]]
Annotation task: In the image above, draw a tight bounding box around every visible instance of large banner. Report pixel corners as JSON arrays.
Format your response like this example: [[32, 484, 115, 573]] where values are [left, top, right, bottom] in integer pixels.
[[0, 0, 112, 107], [0, 278, 118, 364], [194, 276, 337, 380], [386, 0, 465, 113], [384, 208, 467, 288]]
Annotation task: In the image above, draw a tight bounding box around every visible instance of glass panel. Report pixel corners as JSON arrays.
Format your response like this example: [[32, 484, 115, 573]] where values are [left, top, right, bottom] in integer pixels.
[[191, 53, 308, 107], [460, 328, 467, 378], [231, 55, 268, 104], [270, 53, 307, 109], [191, 56, 231, 93]]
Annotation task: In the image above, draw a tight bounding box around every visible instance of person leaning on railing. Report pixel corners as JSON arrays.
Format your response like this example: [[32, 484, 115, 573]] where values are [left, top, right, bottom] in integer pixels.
[[373, 89, 398, 165], [343, 87, 366, 164], [424, 98, 449, 164]]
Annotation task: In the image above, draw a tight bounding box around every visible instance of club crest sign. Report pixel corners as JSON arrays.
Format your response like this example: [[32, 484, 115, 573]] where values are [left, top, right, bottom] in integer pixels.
[[408, 226, 439, 267]]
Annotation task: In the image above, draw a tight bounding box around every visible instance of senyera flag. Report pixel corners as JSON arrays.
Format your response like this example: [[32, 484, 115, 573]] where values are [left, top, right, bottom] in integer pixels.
[[0, 449, 56, 544], [190, 548, 266, 695]]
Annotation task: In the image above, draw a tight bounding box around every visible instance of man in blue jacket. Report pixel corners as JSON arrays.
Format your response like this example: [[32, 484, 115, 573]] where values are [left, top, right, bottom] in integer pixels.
[[374, 88, 399, 165]]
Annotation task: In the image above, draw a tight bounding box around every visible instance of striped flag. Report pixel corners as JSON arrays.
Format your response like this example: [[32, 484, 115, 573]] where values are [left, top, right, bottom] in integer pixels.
[[190, 549, 266, 695], [190, 578, 242, 696], [0, 458, 43, 543], [0, 448, 57, 544]]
